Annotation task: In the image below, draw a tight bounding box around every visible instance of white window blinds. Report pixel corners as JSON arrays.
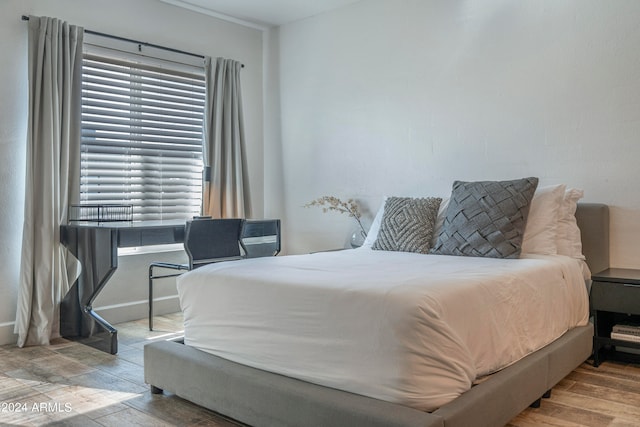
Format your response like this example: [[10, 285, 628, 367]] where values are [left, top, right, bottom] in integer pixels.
[[80, 46, 205, 221]]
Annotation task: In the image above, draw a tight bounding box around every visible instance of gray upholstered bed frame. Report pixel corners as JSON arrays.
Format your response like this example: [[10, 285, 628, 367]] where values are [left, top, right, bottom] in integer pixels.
[[144, 203, 609, 427]]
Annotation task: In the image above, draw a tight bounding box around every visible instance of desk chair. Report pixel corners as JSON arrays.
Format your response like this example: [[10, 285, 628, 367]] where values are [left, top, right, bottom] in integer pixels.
[[241, 219, 281, 258], [148, 218, 245, 331]]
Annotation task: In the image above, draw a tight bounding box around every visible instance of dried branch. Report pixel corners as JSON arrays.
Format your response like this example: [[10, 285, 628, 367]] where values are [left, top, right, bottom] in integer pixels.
[[304, 196, 367, 236]]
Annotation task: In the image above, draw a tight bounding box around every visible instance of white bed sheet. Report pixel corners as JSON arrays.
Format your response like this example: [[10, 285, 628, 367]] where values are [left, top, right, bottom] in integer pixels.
[[177, 249, 589, 412]]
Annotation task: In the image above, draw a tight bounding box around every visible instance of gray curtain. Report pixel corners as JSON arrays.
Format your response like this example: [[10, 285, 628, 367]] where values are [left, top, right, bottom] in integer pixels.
[[202, 57, 249, 218], [15, 16, 83, 347]]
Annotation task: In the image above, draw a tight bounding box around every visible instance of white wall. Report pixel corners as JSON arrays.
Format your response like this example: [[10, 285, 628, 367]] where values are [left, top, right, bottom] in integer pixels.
[[268, 0, 640, 265], [4, 0, 640, 345], [0, 0, 263, 344]]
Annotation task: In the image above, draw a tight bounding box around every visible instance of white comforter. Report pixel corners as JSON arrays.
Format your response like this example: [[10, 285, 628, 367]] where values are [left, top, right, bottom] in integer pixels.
[[177, 249, 589, 412]]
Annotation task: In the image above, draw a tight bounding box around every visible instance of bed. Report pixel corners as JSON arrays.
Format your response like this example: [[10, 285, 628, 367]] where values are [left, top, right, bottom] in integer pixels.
[[144, 197, 608, 427]]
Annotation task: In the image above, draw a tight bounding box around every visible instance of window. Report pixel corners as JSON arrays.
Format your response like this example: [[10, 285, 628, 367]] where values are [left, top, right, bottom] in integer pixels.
[[80, 41, 206, 221]]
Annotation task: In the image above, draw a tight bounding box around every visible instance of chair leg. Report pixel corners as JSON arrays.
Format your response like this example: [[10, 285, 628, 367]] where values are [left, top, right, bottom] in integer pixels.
[[149, 265, 154, 331]]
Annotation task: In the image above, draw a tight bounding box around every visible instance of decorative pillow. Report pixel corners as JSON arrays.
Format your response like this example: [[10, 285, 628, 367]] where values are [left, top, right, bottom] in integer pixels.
[[520, 184, 566, 255], [556, 188, 585, 259], [372, 197, 442, 254], [431, 178, 539, 259]]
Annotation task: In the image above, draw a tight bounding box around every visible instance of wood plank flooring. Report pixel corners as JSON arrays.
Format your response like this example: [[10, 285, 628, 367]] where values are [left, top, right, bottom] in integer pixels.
[[1, 314, 638, 426]]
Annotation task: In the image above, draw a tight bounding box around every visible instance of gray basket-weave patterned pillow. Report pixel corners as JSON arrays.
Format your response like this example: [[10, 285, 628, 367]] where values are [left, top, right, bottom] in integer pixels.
[[372, 197, 442, 254], [431, 178, 539, 259]]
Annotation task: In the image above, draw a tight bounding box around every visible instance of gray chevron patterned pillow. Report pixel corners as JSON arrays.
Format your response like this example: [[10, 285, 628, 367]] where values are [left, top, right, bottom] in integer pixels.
[[431, 178, 539, 259], [372, 197, 442, 254]]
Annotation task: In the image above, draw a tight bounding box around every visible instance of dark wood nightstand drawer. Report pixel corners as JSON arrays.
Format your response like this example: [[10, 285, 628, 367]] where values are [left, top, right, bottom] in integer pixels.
[[590, 281, 640, 314]]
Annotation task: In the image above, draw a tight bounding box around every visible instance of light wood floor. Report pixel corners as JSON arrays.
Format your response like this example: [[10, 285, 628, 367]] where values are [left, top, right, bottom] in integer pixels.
[[1, 315, 639, 427]]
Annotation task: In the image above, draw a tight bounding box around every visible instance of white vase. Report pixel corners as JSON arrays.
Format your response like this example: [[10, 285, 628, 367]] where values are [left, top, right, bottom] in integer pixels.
[[350, 229, 367, 248]]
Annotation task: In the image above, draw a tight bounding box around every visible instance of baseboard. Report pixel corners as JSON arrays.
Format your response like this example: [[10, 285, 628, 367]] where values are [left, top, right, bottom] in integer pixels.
[[0, 321, 18, 346], [0, 295, 180, 345], [0, 297, 180, 347], [94, 294, 181, 325]]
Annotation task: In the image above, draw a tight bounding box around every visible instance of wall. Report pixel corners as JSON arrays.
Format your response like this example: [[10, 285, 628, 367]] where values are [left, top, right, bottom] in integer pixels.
[[4, 0, 640, 345], [0, 0, 263, 344], [268, 0, 640, 265]]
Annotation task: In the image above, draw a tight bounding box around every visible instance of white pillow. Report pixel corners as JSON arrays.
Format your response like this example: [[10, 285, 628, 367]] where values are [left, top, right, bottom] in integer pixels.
[[430, 197, 449, 248], [521, 184, 566, 255], [556, 188, 585, 259], [361, 197, 387, 248]]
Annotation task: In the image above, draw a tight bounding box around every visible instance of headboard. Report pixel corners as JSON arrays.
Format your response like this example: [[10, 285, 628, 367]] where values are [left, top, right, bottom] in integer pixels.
[[575, 203, 610, 275]]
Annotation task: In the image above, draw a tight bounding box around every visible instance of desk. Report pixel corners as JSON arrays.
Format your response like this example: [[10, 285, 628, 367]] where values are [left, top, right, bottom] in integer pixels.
[[60, 220, 186, 354]]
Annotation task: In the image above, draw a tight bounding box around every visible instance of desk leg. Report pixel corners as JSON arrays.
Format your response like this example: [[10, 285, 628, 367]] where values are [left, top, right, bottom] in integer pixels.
[[60, 227, 119, 354]]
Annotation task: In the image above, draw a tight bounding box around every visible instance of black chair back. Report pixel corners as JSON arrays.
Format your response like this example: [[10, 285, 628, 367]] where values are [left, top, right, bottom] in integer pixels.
[[241, 219, 281, 258], [184, 218, 245, 268]]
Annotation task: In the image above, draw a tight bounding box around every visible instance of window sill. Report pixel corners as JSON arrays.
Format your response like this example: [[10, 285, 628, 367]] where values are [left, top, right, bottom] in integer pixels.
[[118, 243, 184, 256]]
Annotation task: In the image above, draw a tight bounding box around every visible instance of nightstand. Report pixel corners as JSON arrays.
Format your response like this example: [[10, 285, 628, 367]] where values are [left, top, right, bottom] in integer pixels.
[[591, 268, 640, 366]]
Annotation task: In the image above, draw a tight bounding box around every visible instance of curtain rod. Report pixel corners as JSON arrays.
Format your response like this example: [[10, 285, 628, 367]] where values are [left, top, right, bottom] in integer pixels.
[[21, 15, 244, 67]]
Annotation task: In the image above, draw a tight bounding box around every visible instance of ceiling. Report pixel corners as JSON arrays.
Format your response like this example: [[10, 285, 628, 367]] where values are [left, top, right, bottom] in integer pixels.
[[159, 0, 361, 29]]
